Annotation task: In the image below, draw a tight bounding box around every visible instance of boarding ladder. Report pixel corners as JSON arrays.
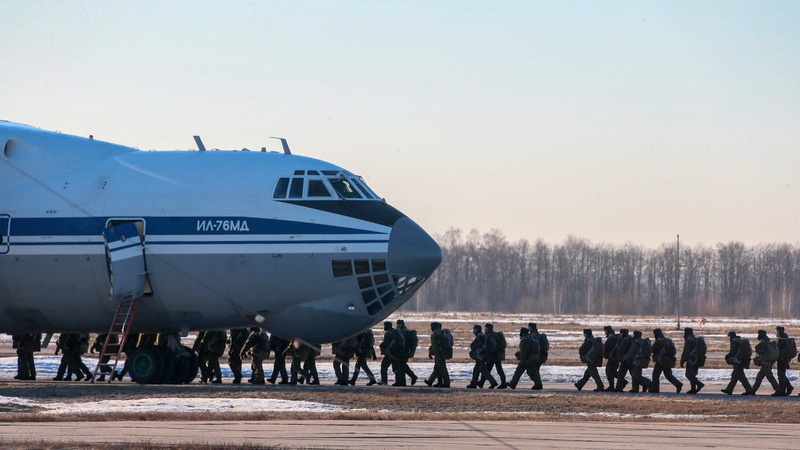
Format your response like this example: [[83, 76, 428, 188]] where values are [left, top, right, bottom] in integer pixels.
[[91, 296, 142, 383]]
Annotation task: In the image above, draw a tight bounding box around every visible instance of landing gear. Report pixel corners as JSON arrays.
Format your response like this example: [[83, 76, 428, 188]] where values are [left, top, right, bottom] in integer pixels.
[[128, 339, 199, 384]]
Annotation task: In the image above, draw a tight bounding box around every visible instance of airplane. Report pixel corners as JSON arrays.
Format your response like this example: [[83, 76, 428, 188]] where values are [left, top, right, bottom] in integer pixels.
[[0, 121, 442, 383]]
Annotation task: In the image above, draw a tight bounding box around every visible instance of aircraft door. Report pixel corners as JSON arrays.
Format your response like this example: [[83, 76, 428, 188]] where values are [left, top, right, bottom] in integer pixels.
[[0, 214, 9, 254], [102, 220, 152, 302]]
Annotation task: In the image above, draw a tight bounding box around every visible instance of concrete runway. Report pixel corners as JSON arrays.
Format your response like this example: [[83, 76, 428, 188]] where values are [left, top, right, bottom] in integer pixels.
[[0, 420, 796, 449]]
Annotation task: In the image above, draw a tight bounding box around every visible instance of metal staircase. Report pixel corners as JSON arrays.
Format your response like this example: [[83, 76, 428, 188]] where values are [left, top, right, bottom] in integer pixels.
[[91, 296, 142, 383]]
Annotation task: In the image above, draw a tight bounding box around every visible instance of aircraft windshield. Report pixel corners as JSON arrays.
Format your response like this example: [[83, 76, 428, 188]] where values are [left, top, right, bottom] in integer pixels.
[[328, 178, 362, 199], [272, 171, 381, 201]]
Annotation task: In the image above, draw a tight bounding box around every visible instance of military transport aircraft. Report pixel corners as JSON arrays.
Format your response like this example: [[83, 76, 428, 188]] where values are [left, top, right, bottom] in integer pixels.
[[0, 121, 441, 382]]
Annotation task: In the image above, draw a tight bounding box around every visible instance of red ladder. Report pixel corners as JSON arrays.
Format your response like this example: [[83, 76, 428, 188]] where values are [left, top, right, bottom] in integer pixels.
[[91, 296, 142, 383]]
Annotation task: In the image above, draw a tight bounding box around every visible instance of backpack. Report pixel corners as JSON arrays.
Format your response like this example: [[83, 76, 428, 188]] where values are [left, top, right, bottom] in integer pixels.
[[529, 334, 541, 362], [483, 332, 497, 355], [442, 329, 454, 360], [765, 341, 780, 363], [495, 332, 507, 360], [664, 338, 677, 358], [694, 336, 707, 367], [737, 338, 752, 365], [538, 333, 549, 363], [783, 338, 798, 360], [638, 338, 652, 368], [402, 329, 418, 358], [590, 337, 604, 367]]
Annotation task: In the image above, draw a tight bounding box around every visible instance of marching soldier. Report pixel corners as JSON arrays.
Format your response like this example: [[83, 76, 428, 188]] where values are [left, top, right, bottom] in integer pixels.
[[267, 334, 291, 384], [602, 326, 619, 391], [508, 327, 538, 389], [680, 328, 705, 394], [350, 329, 378, 386], [575, 329, 604, 391], [467, 324, 496, 389], [749, 329, 780, 396], [721, 331, 753, 395], [614, 329, 632, 392], [425, 322, 451, 388], [378, 321, 403, 385], [480, 323, 507, 389], [241, 327, 270, 385], [650, 328, 682, 393], [527, 323, 546, 390], [775, 326, 794, 396], [227, 328, 249, 384]]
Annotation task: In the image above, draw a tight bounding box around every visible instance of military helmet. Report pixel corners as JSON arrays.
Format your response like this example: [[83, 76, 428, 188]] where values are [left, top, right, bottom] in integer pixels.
[[776, 326, 785, 334], [519, 327, 529, 337], [727, 331, 737, 339], [620, 328, 629, 336], [383, 321, 392, 330], [757, 329, 768, 340], [473, 324, 482, 333], [396, 319, 405, 327], [653, 328, 664, 339], [684, 327, 694, 338], [528, 322, 538, 332], [484, 323, 493, 331], [603, 325, 614, 334], [633, 330, 642, 338]]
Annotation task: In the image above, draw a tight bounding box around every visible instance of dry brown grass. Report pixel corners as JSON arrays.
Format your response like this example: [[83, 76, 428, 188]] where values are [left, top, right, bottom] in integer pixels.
[[0, 440, 285, 450]]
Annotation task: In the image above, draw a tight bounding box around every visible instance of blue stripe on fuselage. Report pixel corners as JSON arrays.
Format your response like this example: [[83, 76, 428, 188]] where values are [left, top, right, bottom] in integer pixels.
[[10, 217, 384, 237]]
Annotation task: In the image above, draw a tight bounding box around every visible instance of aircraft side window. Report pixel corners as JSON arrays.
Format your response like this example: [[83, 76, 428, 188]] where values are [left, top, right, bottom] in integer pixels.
[[288, 178, 304, 199], [273, 178, 290, 199], [307, 179, 332, 198], [328, 178, 362, 199], [350, 178, 374, 199]]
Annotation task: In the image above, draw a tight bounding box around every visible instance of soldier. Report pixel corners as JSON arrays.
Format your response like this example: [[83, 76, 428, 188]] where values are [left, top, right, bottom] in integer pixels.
[[425, 322, 451, 388], [395, 319, 418, 386], [527, 323, 546, 390], [378, 321, 403, 385], [602, 326, 619, 391], [332, 335, 357, 386], [14, 333, 40, 381], [467, 324, 497, 389], [749, 329, 780, 396], [679, 327, 705, 394], [721, 331, 753, 395], [267, 334, 291, 385], [614, 329, 632, 392], [775, 326, 794, 396], [480, 323, 507, 389], [302, 342, 320, 385], [575, 329, 604, 391], [193, 331, 210, 383], [350, 329, 378, 386], [204, 330, 227, 384], [624, 330, 652, 393], [241, 327, 270, 384], [650, 328, 683, 393], [508, 327, 538, 389], [90, 333, 119, 382], [227, 328, 249, 384], [114, 333, 140, 381], [290, 339, 310, 385]]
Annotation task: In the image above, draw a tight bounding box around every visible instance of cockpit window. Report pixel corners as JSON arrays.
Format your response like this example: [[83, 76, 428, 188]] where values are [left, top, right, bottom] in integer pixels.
[[307, 179, 332, 197], [350, 178, 375, 199], [273, 178, 290, 199], [288, 177, 304, 198], [328, 178, 363, 199]]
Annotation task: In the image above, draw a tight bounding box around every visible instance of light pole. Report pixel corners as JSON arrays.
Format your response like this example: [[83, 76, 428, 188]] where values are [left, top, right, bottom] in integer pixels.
[[676, 234, 681, 330]]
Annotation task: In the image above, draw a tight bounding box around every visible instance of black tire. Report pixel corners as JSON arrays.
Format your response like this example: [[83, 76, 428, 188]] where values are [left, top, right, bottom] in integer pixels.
[[181, 345, 200, 384], [128, 345, 165, 384]]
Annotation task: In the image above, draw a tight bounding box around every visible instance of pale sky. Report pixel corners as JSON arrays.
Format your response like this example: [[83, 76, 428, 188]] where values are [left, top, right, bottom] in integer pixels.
[[3, 1, 799, 247]]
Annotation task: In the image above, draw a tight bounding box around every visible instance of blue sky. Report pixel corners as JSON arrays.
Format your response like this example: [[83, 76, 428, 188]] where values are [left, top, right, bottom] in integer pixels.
[[3, 1, 799, 246]]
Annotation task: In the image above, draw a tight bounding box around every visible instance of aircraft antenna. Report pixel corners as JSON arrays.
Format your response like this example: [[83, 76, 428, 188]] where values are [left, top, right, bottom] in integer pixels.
[[193, 136, 206, 152], [270, 136, 291, 155]]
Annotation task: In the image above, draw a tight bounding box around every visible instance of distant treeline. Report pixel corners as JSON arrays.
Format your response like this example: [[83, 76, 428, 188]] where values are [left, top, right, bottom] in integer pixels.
[[410, 228, 800, 317]]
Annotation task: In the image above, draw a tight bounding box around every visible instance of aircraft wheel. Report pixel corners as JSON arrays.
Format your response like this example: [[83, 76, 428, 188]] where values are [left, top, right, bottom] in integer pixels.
[[128, 345, 165, 384], [181, 346, 200, 384]]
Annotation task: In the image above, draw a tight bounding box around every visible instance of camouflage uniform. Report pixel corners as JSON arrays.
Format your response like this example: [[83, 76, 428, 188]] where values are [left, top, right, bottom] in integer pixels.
[[722, 331, 753, 395], [602, 326, 619, 391], [575, 329, 604, 391], [333, 336, 357, 385], [614, 329, 632, 392], [775, 326, 793, 396], [268, 334, 291, 384], [467, 325, 496, 388], [650, 328, 683, 393], [227, 328, 249, 384], [680, 328, 705, 394], [242, 328, 270, 384], [750, 329, 779, 395], [350, 329, 377, 386], [425, 322, 450, 388], [508, 327, 538, 389]]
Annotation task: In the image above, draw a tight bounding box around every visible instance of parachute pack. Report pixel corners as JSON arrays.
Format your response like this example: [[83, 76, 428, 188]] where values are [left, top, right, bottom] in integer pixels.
[[694, 336, 707, 367], [402, 329, 418, 358], [664, 338, 677, 358], [496, 331, 507, 358], [785, 337, 798, 360], [442, 329, 454, 360], [590, 336, 604, 367], [538, 333, 549, 363], [765, 341, 780, 363], [638, 338, 652, 368]]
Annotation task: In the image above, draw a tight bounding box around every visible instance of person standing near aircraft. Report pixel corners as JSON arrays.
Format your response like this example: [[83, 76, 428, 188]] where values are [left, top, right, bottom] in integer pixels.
[[242, 327, 270, 385], [680, 327, 705, 394], [290, 339, 309, 385], [267, 334, 291, 385], [204, 330, 227, 384], [467, 324, 497, 389], [350, 329, 378, 386], [332, 335, 357, 386], [650, 328, 682, 393], [625, 330, 651, 393], [425, 322, 451, 388], [721, 331, 752, 395], [749, 329, 780, 396], [90, 333, 118, 382], [378, 321, 402, 385], [227, 328, 249, 384], [575, 329, 604, 392], [527, 323, 546, 390], [480, 323, 507, 389], [302, 342, 320, 385], [775, 326, 795, 396], [508, 327, 537, 389], [395, 319, 418, 386], [614, 329, 632, 392], [193, 331, 210, 383], [602, 326, 619, 391], [14, 333, 40, 381]]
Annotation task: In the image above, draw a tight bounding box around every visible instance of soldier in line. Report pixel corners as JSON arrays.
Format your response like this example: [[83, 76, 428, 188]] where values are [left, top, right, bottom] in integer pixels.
[[721, 331, 753, 395], [302, 342, 320, 385], [602, 326, 619, 391], [775, 326, 794, 396], [267, 334, 291, 384], [650, 328, 683, 393], [90, 333, 118, 382], [204, 330, 227, 384], [290, 339, 310, 385], [332, 335, 357, 386], [508, 327, 538, 389], [467, 324, 497, 389], [613, 329, 632, 392], [425, 322, 450, 388], [350, 329, 378, 386], [242, 327, 270, 385], [624, 330, 652, 393], [228, 328, 249, 384], [679, 327, 705, 394], [13, 333, 41, 381], [378, 321, 403, 385], [193, 331, 209, 382], [479, 323, 507, 389], [395, 320, 418, 386], [749, 329, 780, 396], [527, 323, 546, 390], [114, 332, 140, 381], [575, 329, 604, 391]]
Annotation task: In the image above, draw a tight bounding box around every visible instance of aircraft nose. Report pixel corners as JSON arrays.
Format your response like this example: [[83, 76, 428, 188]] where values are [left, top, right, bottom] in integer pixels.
[[387, 216, 442, 277]]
